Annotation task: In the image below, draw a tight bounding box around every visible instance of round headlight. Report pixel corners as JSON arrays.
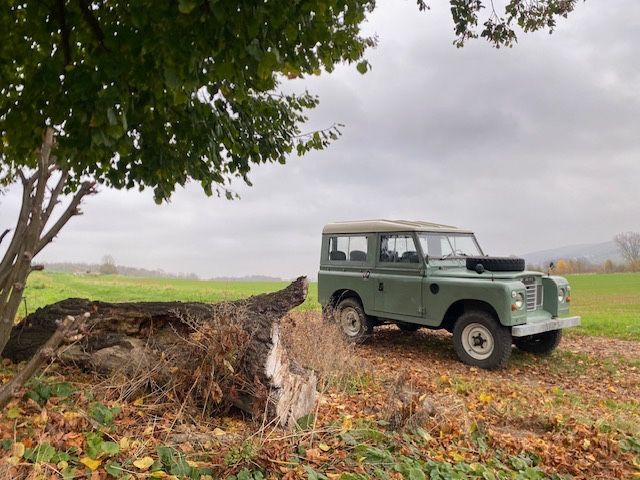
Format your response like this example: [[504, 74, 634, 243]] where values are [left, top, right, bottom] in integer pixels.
[[515, 292, 524, 310], [558, 288, 566, 303]]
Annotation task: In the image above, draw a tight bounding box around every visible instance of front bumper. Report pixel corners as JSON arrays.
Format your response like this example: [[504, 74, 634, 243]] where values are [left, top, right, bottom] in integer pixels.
[[511, 316, 581, 337]]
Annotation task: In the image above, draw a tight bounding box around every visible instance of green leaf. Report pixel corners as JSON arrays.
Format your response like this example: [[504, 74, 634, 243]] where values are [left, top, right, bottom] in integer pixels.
[[107, 108, 117, 126], [178, 0, 199, 14], [296, 414, 315, 430], [28, 443, 56, 463], [101, 441, 120, 456], [356, 60, 369, 74], [105, 461, 124, 477]]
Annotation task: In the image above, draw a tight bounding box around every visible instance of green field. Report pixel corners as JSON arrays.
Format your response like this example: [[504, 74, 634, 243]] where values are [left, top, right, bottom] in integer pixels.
[[22, 271, 640, 340]]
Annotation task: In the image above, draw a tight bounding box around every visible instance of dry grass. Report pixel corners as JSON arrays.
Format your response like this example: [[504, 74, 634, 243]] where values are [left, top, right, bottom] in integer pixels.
[[281, 311, 368, 391]]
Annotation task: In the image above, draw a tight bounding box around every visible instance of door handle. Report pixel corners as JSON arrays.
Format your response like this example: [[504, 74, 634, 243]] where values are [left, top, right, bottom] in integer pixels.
[[378, 282, 384, 292], [363, 271, 370, 279]]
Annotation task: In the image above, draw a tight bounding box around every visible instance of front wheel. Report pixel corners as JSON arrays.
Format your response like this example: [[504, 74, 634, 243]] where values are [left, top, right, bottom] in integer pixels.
[[453, 311, 512, 369], [514, 330, 562, 355], [335, 298, 372, 343]]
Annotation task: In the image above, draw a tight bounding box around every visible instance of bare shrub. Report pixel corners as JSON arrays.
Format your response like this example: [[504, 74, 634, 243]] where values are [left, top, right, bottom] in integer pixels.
[[281, 311, 367, 390]]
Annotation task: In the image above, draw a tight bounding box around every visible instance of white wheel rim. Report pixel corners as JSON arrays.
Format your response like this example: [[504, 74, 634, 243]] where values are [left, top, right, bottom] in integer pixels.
[[461, 323, 494, 360], [340, 307, 362, 337]]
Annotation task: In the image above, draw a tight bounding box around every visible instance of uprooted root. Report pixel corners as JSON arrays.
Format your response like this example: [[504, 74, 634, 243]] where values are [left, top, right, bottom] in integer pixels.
[[97, 304, 257, 418]]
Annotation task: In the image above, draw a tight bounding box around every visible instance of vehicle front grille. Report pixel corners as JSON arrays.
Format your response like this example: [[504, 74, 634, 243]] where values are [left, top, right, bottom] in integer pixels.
[[524, 283, 543, 311]]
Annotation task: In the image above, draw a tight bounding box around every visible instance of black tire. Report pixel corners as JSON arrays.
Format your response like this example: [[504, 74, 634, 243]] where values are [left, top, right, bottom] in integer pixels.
[[452, 311, 512, 369], [514, 330, 562, 355], [397, 322, 421, 332], [466, 256, 525, 272], [335, 298, 372, 343]]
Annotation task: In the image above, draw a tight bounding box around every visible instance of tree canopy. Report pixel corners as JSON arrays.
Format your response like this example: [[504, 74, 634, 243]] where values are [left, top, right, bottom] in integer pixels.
[[0, 0, 578, 201]]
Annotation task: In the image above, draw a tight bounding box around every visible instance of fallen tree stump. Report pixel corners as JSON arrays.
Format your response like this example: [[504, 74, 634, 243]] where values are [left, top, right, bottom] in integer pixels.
[[2, 277, 317, 428]]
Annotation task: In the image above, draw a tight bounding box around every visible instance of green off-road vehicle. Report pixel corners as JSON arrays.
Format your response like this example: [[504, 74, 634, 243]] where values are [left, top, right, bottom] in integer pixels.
[[318, 220, 580, 369]]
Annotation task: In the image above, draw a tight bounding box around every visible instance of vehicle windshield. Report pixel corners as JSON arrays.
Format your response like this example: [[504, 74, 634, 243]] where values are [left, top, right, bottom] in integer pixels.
[[417, 233, 483, 259]]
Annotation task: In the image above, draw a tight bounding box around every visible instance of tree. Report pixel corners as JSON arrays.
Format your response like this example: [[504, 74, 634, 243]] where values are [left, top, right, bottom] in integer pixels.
[[614, 232, 640, 269], [99, 254, 118, 275], [0, 0, 578, 357]]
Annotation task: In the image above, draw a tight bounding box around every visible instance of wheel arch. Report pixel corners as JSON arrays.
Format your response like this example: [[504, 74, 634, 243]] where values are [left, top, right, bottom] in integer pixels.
[[328, 289, 364, 309], [440, 299, 501, 332]]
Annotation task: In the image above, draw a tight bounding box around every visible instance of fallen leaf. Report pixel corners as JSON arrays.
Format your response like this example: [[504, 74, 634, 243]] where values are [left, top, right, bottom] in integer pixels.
[[11, 442, 25, 458], [80, 457, 102, 471], [133, 456, 154, 470]]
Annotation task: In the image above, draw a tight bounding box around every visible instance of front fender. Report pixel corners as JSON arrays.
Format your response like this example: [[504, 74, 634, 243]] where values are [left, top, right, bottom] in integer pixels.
[[426, 277, 526, 326]]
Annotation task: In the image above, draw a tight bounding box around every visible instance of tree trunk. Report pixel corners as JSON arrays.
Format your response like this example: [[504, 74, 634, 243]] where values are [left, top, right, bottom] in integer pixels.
[[0, 128, 96, 355], [2, 277, 317, 428]]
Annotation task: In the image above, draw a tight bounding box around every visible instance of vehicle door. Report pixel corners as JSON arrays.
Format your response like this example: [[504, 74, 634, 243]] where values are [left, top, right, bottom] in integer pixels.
[[371, 233, 424, 318]]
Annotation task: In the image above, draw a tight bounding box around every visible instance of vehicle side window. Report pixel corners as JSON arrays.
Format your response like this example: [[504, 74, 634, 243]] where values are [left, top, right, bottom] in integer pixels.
[[328, 236, 368, 262], [380, 235, 419, 263]]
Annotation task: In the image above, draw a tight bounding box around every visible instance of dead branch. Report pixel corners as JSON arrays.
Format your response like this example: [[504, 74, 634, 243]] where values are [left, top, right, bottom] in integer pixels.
[[36, 180, 96, 255], [0, 313, 88, 409]]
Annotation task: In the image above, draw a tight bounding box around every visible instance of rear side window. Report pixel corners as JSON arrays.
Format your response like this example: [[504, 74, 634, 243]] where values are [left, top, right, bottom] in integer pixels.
[[380, 234, 419, 263], [328, 236, 368, 261]]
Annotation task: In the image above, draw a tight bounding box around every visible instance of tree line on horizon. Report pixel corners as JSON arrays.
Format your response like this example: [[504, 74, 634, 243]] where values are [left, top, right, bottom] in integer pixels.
[[527, 232, 640, 275]]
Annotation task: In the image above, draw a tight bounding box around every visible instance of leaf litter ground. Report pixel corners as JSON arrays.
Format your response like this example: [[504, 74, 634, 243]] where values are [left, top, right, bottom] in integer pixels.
[[1, 313, 638, 479]]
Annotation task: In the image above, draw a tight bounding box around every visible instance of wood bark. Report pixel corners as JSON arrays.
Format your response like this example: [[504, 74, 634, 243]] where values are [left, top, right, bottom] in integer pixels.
[[2, 277, 317, 428]]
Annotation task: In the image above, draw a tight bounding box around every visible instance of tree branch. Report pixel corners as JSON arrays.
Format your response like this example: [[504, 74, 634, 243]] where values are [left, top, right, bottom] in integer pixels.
[[35, 180, 96, 255], [0, 313, 88, 409], [42, 169, 69, 224], [0, 229, 9, 247], [77, 0, 107, 49], [55, 0, 72, 66]]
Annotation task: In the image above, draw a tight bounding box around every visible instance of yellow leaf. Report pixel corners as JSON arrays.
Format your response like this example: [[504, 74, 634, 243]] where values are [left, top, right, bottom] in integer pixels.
[[133, 397, 144, 406], [7, 407, 20, 419], [213, 427, 226, 436], [57, 460, 69, 470], [478, 392, 492, 404], [80, 457, 102, 471], [6, 456, 20, 466], [119, 436, 130, 451], [187, 460, 199, 467], [582, 439, 591, 450], [318, 443, 331, 452], [341, 416, 353, 432], [133, 456, 155, 470], [11, 442, 25, 458], [150, 471, 167, 478], [450, 451, 465, 462]]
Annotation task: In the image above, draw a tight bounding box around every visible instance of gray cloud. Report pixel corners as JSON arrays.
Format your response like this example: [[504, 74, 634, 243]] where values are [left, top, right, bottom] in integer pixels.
[[2, 0, 639, 279]]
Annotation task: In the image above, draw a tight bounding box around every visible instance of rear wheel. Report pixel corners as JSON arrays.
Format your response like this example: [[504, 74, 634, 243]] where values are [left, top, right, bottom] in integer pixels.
[[514, 330, 562, 355], [335, 298, 372, 343], [453, 311, 511, 369]]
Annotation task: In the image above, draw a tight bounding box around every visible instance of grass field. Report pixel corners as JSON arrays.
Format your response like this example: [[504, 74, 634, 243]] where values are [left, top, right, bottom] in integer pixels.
[[22, 271, 640, 340]]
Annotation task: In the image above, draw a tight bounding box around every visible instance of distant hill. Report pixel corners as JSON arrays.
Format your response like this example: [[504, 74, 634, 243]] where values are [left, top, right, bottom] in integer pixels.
[[521, 240, 622, 266]]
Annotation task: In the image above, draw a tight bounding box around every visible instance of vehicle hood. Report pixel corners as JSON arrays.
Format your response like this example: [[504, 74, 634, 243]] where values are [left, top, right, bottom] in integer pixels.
[[429, 267, 543, 281]]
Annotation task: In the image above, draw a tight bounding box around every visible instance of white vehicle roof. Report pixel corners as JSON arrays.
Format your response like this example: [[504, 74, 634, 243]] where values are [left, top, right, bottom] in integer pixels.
[[322, 219, 473, 235]]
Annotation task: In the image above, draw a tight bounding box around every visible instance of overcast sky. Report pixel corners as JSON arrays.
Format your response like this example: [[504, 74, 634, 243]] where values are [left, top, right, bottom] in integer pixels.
[[1, 0, 639, 279]]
